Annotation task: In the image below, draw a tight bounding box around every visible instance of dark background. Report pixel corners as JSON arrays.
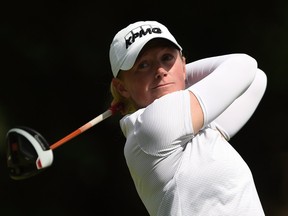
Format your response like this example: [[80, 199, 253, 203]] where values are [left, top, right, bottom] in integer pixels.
[[1, 1, 287, 215]]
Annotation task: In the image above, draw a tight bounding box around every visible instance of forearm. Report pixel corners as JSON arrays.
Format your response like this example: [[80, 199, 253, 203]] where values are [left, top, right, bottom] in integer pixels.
[[188, 54, 258, 128], [185, 53, 251, 88], [213, 69, 267, 139]]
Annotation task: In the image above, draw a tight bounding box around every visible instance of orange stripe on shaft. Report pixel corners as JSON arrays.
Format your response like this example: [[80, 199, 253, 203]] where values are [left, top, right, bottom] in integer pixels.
[[50, 128, 82, 150], [50, 109, 113, 150]]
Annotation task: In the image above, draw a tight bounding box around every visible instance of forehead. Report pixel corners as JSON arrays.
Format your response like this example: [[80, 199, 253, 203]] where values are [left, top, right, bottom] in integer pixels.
[[138, 38, 179, 57]]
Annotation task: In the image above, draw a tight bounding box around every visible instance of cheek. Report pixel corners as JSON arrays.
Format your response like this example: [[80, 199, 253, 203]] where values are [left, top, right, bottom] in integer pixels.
[[183, 64, 186, 79], [175, 64, 186, 83], [130, 82, 148, 99], [128, 79, 153, 107], [180, 61, 186, 79]]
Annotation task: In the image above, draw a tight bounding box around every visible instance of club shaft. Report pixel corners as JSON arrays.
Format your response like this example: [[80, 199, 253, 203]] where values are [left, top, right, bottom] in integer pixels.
[[50, 109, 113, 150]]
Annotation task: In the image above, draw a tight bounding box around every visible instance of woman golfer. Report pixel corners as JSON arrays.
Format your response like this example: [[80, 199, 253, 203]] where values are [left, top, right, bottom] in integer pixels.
[[109, 20, 267, 215]]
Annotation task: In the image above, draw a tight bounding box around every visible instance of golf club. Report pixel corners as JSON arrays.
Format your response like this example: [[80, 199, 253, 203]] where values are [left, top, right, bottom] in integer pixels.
[[6, 103, 122, 180]]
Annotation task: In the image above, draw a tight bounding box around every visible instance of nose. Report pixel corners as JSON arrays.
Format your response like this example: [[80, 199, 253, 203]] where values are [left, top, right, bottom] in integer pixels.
[[155, 66, 168, 79]]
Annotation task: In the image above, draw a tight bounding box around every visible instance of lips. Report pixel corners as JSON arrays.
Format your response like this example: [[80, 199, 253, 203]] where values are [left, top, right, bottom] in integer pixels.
[[152, 82, 173, 89]]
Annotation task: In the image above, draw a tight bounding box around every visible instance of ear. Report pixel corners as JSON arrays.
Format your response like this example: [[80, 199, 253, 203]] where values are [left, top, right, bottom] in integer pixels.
[[112, 78, 130, 98]]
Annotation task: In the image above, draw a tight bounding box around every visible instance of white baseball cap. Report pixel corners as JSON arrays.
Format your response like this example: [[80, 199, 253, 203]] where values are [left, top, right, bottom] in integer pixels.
[[109, 21, 182, 77]]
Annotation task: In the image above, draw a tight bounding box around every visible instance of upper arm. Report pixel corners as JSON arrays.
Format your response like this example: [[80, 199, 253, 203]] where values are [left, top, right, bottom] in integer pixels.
[[134, 91, 194, 156]]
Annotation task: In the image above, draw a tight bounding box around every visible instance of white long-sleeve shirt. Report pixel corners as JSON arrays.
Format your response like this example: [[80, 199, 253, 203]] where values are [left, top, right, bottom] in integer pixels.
[[120, 54, 267, 216]]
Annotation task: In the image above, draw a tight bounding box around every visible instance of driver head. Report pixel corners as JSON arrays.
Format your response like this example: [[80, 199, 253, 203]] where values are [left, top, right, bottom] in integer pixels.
[[6, 127, 53, 180]]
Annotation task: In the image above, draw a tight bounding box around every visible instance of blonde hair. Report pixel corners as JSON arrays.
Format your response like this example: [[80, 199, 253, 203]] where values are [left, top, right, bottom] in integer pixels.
[[110, 81, 136, 115]]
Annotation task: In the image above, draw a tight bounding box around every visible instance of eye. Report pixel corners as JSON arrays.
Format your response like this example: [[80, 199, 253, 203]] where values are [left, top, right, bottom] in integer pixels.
[[162, 53, 174, 62], [138, 61, 149, 69], [161, 53, 176, 65]]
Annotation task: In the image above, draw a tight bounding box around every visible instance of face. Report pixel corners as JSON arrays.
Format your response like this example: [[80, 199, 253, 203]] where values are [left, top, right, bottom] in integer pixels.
[[113, 44, 186, 109]]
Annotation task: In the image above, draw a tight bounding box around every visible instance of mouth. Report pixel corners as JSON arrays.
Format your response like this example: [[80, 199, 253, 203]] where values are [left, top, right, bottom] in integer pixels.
[[152, 82, 174, 89]]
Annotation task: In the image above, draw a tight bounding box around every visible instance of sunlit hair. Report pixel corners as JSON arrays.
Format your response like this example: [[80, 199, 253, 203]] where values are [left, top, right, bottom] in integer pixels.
[[110, 81, 137, 115], [110, 39, 184, 115]]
